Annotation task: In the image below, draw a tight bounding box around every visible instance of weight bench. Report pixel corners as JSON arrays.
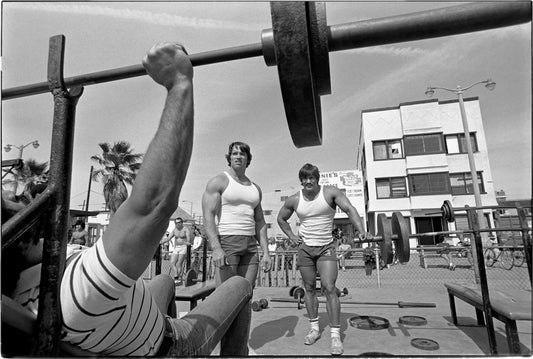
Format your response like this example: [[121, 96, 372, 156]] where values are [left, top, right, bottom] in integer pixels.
[[444, 282, 531, 354], [175, 280, 216, 309]]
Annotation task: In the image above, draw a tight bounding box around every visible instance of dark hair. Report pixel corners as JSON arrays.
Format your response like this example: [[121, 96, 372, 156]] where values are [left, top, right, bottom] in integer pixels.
[[75, 219, 85, 229], [225, 142, 252, 167], [298, 163, 320, 182], [175, 217, 183, 222]]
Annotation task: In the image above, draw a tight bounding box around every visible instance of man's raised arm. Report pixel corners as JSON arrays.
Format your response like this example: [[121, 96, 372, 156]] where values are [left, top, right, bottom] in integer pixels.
[[103, 42, 194, 279]]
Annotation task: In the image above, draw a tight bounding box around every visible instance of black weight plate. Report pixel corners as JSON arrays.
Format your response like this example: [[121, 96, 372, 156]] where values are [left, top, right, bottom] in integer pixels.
[[411, 338, 439, 351], [391, 212, 410, 263], [289, 285, 298, 297], [399, 315, 427, 326], [270, 2, 322, 148], [377, 214, 393, 265], [306, 2, 331, 95], [349, 315, 390, 330], [184, 269, 197, 287]]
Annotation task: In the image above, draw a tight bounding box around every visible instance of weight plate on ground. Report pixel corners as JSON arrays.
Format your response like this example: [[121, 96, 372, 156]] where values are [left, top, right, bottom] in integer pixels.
[[184, 269, 197, 287], [289, 285, 298, 297], [377, 214, 393, 265], [399, 315, 427, 326], [293, 287, 305, 300], [270, 1, 322, 148], [391, 212, 410, 263], [411, 338, 439, 351], [349, 315, 390, 330]]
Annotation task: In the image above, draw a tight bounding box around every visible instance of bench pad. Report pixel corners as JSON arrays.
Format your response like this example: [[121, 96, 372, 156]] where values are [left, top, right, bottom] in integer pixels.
[[175, 280, 216, 301], [445, 283, 531, 320]]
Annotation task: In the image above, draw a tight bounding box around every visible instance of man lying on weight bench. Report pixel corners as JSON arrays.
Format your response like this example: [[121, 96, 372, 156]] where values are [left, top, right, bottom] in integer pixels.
[[1, 42, 252, 357]]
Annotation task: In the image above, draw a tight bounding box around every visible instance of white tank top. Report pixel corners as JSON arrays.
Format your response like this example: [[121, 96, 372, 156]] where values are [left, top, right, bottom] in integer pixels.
[[296, 186, 335, 246], [218, 172, 260, 236]]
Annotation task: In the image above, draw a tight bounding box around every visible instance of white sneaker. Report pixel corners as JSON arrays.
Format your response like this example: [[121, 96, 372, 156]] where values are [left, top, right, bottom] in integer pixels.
[[304, 329, 321, 345], [330, 337, 344, 356]]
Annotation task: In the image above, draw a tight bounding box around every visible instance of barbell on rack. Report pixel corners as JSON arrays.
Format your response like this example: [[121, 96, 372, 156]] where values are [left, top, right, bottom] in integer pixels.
[[2, 2, 530, 147], [432, 200, 532, 223]]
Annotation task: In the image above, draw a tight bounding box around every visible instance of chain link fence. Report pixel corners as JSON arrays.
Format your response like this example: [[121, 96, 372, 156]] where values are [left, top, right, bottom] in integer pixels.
[[144, 246, 530, 292]]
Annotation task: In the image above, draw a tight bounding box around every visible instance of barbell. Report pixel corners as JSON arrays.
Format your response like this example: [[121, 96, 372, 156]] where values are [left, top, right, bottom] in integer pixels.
[[435, 200, 532, 223], [2, 2, 530, 147]]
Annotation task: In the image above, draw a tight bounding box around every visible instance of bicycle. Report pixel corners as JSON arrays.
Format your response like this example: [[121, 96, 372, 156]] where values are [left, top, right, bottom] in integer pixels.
[[512, 248, 525, 267], [483, 246, 514, 270]]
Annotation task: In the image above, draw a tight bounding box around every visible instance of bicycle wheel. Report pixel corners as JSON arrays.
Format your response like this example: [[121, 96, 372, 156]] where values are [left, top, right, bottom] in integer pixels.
[[500, 250, 514, 270], [513, 250, 525, 267], [484, 248, 496, 267]]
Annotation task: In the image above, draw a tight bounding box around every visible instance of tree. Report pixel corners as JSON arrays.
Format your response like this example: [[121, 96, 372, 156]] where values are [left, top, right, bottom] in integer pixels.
[[1, 158, 49, 203], [91, 141, 143, 216]]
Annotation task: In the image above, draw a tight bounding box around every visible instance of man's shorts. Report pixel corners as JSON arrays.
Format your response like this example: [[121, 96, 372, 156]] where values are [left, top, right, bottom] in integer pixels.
[[219, 235, 259, 266], [297, 241, 337, 268], [173, 244, 187, 255]]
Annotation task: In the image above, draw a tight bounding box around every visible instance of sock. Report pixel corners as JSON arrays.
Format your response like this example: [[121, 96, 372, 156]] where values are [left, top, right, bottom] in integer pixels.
[[309, 318, 319, 332], [330, 326, 341, 339]]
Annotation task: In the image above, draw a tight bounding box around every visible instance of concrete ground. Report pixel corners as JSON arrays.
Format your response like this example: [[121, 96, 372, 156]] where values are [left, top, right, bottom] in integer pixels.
[[245, 286, 532, 357]]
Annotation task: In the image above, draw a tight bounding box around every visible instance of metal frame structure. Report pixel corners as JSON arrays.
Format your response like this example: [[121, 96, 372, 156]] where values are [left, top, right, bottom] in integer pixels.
[[1, 2, 531, 355]]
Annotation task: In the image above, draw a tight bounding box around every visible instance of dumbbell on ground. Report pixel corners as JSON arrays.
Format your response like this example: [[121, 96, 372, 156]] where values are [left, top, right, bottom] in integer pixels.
[[252, 298, 269, 311]]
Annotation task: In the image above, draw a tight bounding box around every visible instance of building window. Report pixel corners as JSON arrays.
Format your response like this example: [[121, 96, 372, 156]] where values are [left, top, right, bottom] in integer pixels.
[[450, 172, 485, 195], [409, 172, 449, 195], [376, 177, 407, 198], [372, 139, 403, 160], [280, 196, 288, 202], [445, 133, 478, 154], [404, 133, 444, 156]]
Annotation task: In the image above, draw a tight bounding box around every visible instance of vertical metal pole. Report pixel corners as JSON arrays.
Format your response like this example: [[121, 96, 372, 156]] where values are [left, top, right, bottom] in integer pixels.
[[33, 35, 84, 356], [85, 166, 93, 212], [374, 247, 381, 288], [457, 91, 483, 284], [515, 204, 532, 283], [467, 206, 497, 354]]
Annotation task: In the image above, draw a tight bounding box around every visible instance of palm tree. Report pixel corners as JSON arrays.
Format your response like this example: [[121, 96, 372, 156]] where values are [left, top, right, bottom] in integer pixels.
[[1, 158, 49, 202], [91, 141, 143, 216]]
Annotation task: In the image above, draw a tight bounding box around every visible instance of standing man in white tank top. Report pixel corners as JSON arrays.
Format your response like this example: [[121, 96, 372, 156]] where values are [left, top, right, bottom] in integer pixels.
[[202, 142, 272, 287], [277, 163, 370, 356]]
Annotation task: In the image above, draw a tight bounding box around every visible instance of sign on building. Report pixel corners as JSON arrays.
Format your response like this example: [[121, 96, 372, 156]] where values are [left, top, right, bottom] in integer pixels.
[[319, 170, 365, 223]]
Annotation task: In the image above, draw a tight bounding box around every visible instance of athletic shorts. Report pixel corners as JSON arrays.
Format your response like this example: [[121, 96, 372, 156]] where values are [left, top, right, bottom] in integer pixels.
[[297, 241, 337, 268], [173, 244, 187, 255], [219, 235, 259, 266]]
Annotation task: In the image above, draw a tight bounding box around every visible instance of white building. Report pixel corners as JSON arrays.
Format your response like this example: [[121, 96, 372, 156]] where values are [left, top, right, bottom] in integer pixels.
[[357, 97, 498, 247]]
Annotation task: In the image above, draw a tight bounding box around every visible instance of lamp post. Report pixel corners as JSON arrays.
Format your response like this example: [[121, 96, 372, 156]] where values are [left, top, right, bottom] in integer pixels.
[[4, 140, 40, 159], [425, 79, 496, 283], [3, 140, 40, 194]]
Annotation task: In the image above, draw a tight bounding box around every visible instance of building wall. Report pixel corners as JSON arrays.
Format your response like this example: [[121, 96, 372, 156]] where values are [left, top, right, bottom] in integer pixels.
[[359, 97, 498, 246]]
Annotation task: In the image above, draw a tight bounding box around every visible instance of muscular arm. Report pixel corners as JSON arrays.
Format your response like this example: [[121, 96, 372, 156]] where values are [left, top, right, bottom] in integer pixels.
[[102, 43, 194, 279], [330, 188, 368, 237], [277, 194, 300, 244], [201, 175, 226, 267], [253, 186, 271, 271]]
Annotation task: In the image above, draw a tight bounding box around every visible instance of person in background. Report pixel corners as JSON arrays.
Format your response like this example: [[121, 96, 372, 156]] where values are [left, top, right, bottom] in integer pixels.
[[69, 219, 88, 246]]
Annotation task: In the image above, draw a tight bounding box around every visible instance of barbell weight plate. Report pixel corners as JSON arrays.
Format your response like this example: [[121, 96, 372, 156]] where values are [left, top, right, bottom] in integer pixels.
[[252, 301, 262, 311], [293, 287, 305, 300], [442, 200, 455, 223], [411, 338, 439, 351], [349, 315, 390, 330], [259, 298, 269, 308], [399, 315, 427, 326], [306, 2, 331, 96], [289, 285, 298, 297], [270, 1, 323, 148], [377, 214, 393, 265], [391, 212, 410, 263], [184, 269, 197, 287]]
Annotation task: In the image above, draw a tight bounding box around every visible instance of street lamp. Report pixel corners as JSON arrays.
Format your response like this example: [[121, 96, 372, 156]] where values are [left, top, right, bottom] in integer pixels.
[[425, 79, 495, 282], [4, 140, 40, 159]]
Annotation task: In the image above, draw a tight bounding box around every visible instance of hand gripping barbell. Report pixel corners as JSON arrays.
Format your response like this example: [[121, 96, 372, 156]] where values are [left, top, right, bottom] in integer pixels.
[[2, 2, 530, 148]]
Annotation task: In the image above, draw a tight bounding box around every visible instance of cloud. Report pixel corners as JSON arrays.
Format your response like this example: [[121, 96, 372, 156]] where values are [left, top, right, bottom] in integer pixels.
[[9, 3, 258, 32]]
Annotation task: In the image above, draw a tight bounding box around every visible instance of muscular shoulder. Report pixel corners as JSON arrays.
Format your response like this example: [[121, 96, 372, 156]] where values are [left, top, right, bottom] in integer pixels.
[[284, 191, 300, 209], [205, 172, 229, 193]]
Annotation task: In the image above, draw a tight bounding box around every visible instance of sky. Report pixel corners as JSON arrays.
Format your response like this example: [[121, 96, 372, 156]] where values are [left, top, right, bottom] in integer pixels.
[[1, 1, 531, 218]]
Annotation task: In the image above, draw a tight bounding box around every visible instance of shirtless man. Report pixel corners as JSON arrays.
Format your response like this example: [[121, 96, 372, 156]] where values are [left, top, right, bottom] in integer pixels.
[[202, 142, 271, 287], [69, 220, 89, 246], [277, 163, 370, 356], [162, 217, 192, 284]]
